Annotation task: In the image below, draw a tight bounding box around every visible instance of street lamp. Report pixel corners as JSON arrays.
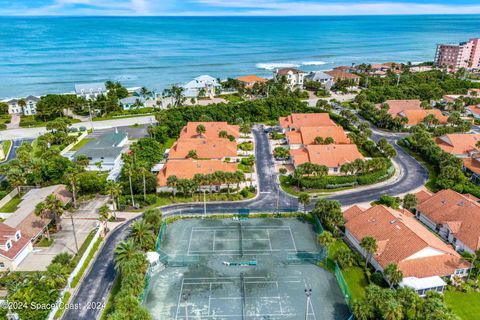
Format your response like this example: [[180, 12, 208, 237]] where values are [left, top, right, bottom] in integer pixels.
[[304, 288, 312, 320], [70, 213, 79, 254]]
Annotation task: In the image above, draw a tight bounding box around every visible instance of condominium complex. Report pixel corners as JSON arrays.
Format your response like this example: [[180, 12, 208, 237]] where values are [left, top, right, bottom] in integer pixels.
[[435, 38, 480, 71]]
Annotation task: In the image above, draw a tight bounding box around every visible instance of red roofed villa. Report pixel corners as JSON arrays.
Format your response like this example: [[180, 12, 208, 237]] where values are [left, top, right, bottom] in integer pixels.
[[415, 189, 480, 254], [377, 99, 422, 116], [286, 126, 351, 149], [157, 159, 239, 192], [237, 75, 267, 88], [344, 205, 470, 295], [179, 122, 240, 140], [398, 109, 448, 127], [279, 113, 337, 131], [435, 133, 480, 157], [289, 144, 364, 174], [168, 138, 238, 160]]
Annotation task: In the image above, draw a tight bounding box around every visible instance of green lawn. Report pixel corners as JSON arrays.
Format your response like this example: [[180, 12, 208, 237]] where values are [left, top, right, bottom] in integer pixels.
[[444, 290, 480, 320], [70, 138, 94, 151], [342, 267, 369, 302], [0, 195, 22, 212]]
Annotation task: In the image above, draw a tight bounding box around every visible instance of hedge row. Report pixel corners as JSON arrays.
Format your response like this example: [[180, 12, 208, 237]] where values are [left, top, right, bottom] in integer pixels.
[[296, 167, 392, 189]]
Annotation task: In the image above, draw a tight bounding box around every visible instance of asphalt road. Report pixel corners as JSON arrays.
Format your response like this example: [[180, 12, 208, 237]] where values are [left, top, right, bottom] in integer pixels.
[[0, 115, 156, 140], [65, 124, 428, 320], [0, 139, 33, 181], [63, 220, 136, 320]]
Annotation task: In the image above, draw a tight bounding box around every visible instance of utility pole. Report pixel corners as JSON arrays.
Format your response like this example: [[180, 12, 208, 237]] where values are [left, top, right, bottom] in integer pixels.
[[304, 288, 312, 320], [70, 213, 79, 254]]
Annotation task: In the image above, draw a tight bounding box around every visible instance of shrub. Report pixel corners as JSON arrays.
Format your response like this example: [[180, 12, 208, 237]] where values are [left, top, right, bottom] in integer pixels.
[[279, 167, 287, 175], [240, 187, 249, 198]]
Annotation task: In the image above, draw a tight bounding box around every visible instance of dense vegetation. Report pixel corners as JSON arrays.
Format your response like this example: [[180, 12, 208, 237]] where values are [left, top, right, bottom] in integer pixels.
[[401, 126, 480, 197]]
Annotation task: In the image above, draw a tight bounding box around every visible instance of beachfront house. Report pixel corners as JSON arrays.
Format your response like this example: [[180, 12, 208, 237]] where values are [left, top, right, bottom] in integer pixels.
[[344, 205, 471, 296], [274, 68, 306, 90], [5, 95, 39, 115], [0, 224, 33, 271], [182, 75, 221, 99], [119, 96, 146, 110], [324, 69, 360, 85], [415, 189, 480, 255], [72, 130, 128, 178], [75, 82, 107, 100], [305, 71, 334, 89], [237, 75, 267, 88]]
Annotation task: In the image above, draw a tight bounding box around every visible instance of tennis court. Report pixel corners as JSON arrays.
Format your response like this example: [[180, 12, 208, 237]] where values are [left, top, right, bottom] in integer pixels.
[[144, 218, 350, 320]]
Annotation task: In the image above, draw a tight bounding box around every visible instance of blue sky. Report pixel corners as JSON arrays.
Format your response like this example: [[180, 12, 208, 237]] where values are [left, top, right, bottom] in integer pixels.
[[2, 0, 480, 16]]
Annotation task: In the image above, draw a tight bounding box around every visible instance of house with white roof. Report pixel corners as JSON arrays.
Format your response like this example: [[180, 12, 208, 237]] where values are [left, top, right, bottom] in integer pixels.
[[119, 96, 146, 110], [305, 71, 334, 89], [75, 82, 107, 100], [182, 75, 221, 98]]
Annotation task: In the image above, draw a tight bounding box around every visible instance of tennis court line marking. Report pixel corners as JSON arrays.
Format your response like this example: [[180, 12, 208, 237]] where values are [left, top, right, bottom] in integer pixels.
[[304, 278, 318, 320], [192, 226, 292, 230], [174, 278, 185, 320], [267, 230, 273, 251], [187, 229, 194, 254], [288, 226, 298, 252]]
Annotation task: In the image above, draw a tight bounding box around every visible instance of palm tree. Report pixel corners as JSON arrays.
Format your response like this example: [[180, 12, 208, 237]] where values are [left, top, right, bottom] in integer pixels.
[[298, 193, 311, 214], [7, 168, 25, 195], [35, 194, 65, 234], [18, 98, 26, 111], [123, 159, 135, 208], [317, 230, 335, 252], [196, 124, 206, 137], [137, 163, 149, 201], [114, 239, 138, 270], [64, 166, 82, 209], [187, 149, 198, 159], [384, 263, 403, 288], [218, 130, 228, 138], [130, 220, 155, 251], [98, 205, 110, 234], [143, 209, 162, 231], [105, 180, 122, 219], [166, 175, 178, 199], [243, 155, 255, 187], [34, 202, 51, 239], [360, 236, 377, 273], [314, 136, 324, 145]]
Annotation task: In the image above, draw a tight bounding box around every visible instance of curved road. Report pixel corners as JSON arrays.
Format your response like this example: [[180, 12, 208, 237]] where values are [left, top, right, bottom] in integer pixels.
[[65, 125, 427, 320]]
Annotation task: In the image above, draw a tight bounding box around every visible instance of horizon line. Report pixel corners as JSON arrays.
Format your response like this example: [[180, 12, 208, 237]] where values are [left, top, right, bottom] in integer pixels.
[[2, 13, 480, 17]]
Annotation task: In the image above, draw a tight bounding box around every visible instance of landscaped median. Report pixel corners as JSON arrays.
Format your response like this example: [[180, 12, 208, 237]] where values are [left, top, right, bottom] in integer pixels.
[[280, 164, 395, 196]]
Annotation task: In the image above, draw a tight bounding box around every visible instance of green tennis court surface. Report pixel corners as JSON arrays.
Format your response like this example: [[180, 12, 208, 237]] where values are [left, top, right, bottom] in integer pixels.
[[144, 218, 350, 319]]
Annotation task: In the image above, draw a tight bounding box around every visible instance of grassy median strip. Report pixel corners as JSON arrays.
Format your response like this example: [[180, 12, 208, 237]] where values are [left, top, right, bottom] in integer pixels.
[[71, 236, 103, 288], [53, 292, 71, 319]]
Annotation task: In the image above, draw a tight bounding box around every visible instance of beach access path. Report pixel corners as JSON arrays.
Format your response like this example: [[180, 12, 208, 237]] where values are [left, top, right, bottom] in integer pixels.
[[0, 115, 156, 140]]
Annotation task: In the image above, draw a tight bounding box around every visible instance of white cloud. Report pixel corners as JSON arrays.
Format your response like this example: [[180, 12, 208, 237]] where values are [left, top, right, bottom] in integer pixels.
[[191, 0, 480, 15]]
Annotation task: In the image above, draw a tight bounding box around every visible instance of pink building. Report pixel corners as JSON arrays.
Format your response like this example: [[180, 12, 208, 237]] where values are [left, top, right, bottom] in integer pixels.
[[435, 38, 480, 71]]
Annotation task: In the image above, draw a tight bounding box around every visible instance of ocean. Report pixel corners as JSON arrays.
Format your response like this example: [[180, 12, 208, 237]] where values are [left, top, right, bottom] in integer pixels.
[[0, 15, 479, 99]]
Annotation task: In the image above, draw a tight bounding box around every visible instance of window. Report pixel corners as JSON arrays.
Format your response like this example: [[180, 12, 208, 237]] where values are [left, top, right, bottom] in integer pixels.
[[0, 263, 4, 268], [6, 242, 11, 250], [15, 232, 20, 240]]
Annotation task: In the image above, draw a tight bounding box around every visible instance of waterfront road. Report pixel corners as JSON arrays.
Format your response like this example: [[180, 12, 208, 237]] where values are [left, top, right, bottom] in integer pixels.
[[65, 125, 427, 320], [0, 115, 156, 140]]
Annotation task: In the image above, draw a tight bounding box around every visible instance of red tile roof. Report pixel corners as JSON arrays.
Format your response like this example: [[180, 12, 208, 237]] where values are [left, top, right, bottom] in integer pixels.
[[169, 138, 237, 159], [416, 189, 480, 251], [377, 99, 422, 116], [0, 223, 31, 260], [157, 159, 238, 186], [286, 126, 350, 145], [289, 144, 364, 167], [435, 134, 480, 155], [399, 109, 448, 126], [237, 75, 267, 84], [324, 70, 360, 81], [344, 205, 469, 278], [179, 122, 240, 140], [279, 113, 337, 129]]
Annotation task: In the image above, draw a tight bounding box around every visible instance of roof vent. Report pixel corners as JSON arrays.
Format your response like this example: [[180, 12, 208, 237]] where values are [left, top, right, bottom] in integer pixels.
[[458, 201, 464, 206], [389, 219, 397, 224]]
